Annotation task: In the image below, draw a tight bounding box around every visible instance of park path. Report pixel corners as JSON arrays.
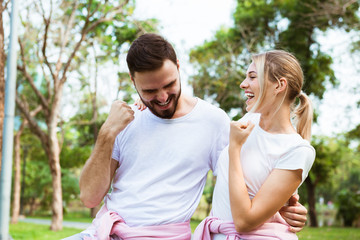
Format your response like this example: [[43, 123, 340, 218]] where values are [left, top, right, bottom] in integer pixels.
[[19, 218, 91, 229]]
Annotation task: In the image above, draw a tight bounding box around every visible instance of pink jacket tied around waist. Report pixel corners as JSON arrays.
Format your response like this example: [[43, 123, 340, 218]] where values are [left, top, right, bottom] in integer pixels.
[[84, 205, 191, 240], [193, 212, 297, 240]]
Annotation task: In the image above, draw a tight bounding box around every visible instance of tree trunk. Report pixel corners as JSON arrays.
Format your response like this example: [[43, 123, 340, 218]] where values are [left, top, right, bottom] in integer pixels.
[[11, 121, 26, 224], [0, 0, 6, 173], [305, 177, 318, 227], [20, 146, 27, 215], [90, 71, 99, 218], [48, 125, 63, 231]]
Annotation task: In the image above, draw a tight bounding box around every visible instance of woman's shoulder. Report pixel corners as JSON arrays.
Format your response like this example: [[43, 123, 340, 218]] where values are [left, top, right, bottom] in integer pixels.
[[238, 112, 261, 125]]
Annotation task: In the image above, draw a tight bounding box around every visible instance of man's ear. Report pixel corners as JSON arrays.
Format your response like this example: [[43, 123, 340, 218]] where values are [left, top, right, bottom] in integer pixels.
[[129, 72, 134, 83], [177, 59, 180, 69]]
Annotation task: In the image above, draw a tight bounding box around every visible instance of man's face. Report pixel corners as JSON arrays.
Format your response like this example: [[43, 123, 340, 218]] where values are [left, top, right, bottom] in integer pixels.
[[132, 59, 181, 119]]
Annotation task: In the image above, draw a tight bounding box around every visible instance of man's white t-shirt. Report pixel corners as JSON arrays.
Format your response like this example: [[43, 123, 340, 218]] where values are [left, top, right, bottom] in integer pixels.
[[106, 98, 230, 227], [211, 113, 315, 238]]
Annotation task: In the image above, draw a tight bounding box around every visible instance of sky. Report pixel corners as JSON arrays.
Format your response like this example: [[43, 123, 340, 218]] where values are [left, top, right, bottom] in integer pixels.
[[132, 0, 360, 137]]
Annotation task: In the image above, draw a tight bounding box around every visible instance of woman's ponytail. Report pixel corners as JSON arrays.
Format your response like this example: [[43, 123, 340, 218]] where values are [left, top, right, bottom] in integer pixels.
[[294, 91, 313, 141]]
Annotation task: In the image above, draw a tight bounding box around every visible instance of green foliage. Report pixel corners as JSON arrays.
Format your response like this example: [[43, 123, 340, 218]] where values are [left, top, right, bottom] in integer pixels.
[[189, 28, 248, 116], [202, 171, 215, 205], [336, 189, 360, 226], [298, 134, 360, 226], [21, 159, 80, 213], [347, 124, 360, 151], [70, 0, 158, 63], [335, 153, 360, 226], [189, 0, 360, 118], [23, 161, 52, 211], [309, 136, 342, 185], [117, 71, 137, 104], [61, 168, 81, 210]]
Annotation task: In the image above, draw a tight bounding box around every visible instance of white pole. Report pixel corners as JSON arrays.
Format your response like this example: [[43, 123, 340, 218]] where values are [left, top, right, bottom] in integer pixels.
[[0, 0, 19, 239]]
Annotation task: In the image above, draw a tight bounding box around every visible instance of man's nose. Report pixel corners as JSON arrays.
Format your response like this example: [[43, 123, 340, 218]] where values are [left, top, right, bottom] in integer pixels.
[[157, 90, 168, 102]]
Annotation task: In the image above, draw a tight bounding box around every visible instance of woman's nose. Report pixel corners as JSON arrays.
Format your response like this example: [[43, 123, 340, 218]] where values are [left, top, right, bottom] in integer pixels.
[[240, 79, 248, 89]]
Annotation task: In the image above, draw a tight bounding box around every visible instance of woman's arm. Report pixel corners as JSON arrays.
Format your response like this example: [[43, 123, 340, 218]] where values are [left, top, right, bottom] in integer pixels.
[[228, 121, 302, 232]]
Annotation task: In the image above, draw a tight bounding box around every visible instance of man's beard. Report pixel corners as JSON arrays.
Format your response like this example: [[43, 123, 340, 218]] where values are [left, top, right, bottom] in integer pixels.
[[140, 88, 181, 119]]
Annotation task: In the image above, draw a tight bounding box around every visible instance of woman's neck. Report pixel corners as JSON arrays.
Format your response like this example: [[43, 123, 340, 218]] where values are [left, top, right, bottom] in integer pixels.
[[258, 106, 296, 134]]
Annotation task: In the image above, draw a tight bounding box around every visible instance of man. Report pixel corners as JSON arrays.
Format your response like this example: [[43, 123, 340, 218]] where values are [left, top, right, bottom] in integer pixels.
[[65, 33, 307, 239]]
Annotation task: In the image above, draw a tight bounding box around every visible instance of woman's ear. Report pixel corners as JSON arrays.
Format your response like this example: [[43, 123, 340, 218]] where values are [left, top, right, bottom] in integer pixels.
[[276, 77, 288, 93]]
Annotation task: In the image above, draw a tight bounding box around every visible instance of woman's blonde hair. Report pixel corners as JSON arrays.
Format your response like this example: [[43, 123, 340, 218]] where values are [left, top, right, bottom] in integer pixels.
[[251, 50, 313, 141]]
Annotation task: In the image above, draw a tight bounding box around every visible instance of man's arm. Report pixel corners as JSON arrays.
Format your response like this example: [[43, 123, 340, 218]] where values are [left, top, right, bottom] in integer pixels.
[[79, 100, 134, 208], [279, 194, 308, 233]]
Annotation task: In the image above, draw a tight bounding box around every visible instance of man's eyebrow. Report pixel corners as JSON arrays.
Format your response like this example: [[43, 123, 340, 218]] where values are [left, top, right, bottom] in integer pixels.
[[142, 79, 177, 92], [248, 71, 257, 74], [164, 79, 177, 88]]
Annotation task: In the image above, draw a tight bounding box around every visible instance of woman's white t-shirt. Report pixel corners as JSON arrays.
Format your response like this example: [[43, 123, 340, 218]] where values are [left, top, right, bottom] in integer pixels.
[[211, 113, 315, 239]]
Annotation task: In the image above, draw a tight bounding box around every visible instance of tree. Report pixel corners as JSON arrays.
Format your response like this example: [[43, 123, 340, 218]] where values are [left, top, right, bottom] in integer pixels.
[[190, 0, 359, 114], [189, 27, 248, 118], [334, 118, 360, 226], [15, 0, 157, 230], [11, 120, 26, 224], [304, 137, 345, 226], [11, 107, 42, 224]]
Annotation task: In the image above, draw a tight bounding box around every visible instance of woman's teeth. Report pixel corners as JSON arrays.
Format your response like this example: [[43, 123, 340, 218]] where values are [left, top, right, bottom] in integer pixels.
[[245, 93, 254, 98]]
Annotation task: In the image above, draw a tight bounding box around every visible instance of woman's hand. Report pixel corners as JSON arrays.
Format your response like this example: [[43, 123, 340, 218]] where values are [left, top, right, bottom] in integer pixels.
[[229, 121, 255, 148], [134, 98, 147, 111], [279, 194, 308, 232]]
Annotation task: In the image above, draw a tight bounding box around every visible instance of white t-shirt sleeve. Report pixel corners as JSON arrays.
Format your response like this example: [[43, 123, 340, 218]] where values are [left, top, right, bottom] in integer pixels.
[[211, 124, 229, 176], [111, 104, 138, 163], [211, 112, 231, 176], [112, 135, 121, 162], [275, 145, 315, 184]]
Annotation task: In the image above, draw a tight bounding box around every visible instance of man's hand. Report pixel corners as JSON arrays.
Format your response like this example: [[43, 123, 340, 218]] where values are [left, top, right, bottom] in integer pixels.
[[101, 100, 135, 137], [279, 194, 308, 233]]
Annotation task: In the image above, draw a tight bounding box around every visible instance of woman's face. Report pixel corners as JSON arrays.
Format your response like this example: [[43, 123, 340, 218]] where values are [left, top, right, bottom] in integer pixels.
[[240, 61, 278, 113], [240, 62, 260, 112]]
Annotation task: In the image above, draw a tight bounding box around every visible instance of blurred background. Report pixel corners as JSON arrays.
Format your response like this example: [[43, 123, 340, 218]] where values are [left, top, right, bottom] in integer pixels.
[[0, 0, 359, 239]]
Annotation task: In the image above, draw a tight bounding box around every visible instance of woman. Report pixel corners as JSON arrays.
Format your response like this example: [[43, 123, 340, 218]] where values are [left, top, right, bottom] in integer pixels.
[[194, 50, 315, 240]]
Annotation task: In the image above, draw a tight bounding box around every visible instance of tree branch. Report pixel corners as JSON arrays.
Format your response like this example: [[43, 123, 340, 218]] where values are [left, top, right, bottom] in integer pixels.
[[2, 0, 10, 11], [301, 0, 358, 18], [55, 0, 80, 76], [18, 37, 50, 113], [59, 0, 130, 84], [40, 0, 57, 85], [15, 96, 47, 143]]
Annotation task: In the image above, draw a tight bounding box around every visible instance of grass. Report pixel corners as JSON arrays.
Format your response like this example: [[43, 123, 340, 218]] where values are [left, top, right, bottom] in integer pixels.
[[28, 209, 93, 223], [296, 227, 360, 239], [9, 220, 360, 240], [9, 222, 81, 240]]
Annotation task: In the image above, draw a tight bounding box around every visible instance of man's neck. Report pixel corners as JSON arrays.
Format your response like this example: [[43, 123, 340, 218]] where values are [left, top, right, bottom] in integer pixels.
[[171, 95, 197, 119]]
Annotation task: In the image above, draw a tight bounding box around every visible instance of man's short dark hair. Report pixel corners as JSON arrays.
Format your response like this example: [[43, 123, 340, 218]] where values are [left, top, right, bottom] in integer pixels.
[[126, 33, 177, 78]]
